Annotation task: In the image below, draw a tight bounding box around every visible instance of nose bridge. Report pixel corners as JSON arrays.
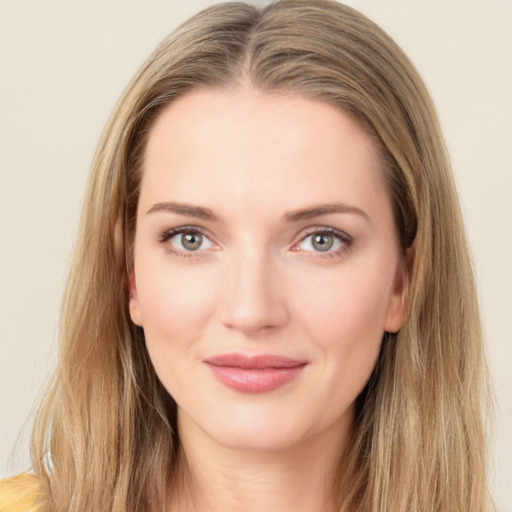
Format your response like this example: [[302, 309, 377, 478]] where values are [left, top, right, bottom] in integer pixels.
[[220, 238, 288, 335]]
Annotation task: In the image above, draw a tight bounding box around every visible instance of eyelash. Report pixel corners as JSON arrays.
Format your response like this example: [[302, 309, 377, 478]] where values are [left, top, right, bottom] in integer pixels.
[[158, 226, 214, 259], [158, 226, 353, 259], [294, 227, 353, 259]]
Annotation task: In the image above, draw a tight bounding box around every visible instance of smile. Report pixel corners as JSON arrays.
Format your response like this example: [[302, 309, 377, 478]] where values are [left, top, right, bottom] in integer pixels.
[[203, 354, 308, 393]]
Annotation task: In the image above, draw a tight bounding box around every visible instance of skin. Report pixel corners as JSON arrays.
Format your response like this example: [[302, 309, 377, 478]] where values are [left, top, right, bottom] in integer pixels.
[[129, 87, 407, 511]]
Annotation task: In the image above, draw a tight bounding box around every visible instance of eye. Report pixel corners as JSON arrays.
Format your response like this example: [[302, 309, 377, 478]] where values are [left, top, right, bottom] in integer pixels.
[[294, 228, 351, 255], [174, 231, 205, 251], [160, 227, 216, 253]]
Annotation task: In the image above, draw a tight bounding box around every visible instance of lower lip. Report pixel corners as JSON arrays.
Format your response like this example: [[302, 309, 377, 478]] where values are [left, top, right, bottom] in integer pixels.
[[205, 363, 307, 393]]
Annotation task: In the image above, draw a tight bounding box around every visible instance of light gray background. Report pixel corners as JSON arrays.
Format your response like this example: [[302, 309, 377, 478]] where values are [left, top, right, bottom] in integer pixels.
[[1, 0, 511, 508]]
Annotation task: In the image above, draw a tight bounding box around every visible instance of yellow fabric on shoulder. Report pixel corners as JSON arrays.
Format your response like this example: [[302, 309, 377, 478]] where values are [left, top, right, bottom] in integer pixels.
[[0, 474, 40, 512]]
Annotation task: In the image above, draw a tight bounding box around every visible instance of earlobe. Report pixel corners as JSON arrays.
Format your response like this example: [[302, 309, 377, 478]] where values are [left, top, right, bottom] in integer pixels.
[[384, 245, 414, 333], [128, 270, 143, 326]]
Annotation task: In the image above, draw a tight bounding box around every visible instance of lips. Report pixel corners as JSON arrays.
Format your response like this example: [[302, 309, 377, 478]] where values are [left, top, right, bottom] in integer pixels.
[[203, 354, 307, 393]]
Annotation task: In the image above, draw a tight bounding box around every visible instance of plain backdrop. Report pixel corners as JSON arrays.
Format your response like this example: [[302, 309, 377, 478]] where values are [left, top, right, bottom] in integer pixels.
[[0, 0, 511, 508]]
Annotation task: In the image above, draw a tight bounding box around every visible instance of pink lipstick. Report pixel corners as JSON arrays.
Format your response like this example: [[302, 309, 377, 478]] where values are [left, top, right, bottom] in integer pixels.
[[203, 354, 307, 393]]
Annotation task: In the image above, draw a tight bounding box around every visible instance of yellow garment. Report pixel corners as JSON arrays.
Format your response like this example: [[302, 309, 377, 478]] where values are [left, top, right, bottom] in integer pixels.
[[0, 474, 40, 512]]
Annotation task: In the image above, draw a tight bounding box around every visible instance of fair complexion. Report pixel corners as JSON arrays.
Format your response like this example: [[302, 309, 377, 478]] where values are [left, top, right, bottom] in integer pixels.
[[129, 87, 407, 512]]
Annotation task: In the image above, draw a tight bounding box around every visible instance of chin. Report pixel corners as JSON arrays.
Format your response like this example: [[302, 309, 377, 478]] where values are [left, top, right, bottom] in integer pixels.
[[178, 401, 336, 454], [206, 422, 306, 453]]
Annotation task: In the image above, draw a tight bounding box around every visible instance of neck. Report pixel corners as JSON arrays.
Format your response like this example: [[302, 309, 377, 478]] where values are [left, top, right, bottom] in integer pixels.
[[170, 411, 352, 512]]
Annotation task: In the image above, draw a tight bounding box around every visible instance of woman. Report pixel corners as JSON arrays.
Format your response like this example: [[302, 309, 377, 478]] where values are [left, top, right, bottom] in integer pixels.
[[0, 1, 492, 511]]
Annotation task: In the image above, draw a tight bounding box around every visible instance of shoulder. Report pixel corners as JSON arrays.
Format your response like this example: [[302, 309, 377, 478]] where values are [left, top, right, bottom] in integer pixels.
[[0, 474, 40, 512]]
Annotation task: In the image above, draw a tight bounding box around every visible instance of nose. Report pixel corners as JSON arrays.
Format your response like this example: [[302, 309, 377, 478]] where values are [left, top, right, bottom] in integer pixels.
[[219, 247, 289, 336]]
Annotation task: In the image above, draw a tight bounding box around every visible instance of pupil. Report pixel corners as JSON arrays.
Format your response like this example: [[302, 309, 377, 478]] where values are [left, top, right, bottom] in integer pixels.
[[312, 234, 333, 251], [182, 232, 202, 250]]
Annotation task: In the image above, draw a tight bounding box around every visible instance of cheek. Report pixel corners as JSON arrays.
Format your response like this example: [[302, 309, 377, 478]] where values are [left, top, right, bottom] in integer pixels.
[[295, 262, 393, 344], [291, 259, 394, 391], [134, 257, 219, 377]]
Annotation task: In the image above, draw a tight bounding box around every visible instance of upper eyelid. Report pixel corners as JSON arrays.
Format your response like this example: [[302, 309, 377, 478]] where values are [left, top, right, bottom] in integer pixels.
[[295, 226, 352, 242], [160, 225, 213, 238], [159, 225, 220, 250]]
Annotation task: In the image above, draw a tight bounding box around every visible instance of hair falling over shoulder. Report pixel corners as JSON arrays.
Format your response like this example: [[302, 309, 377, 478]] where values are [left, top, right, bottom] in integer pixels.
[[29, 1, 492, 511]]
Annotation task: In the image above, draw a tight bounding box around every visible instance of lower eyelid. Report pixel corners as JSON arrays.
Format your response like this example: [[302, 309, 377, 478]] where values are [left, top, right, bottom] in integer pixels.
[[158, 227, 351, 257]]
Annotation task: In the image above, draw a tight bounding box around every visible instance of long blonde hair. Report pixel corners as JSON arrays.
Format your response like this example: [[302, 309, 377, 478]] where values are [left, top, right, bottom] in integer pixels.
[[30, 1, 491, 510]]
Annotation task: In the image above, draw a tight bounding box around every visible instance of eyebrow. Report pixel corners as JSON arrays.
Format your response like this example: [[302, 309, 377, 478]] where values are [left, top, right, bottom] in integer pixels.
[[283, 203, 370, 223], [146, 201, 219, 221], [146, 201, 370, 224]]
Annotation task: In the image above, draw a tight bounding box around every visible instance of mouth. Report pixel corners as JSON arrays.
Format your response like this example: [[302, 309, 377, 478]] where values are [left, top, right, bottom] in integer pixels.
[[203, 354, 308, 393]]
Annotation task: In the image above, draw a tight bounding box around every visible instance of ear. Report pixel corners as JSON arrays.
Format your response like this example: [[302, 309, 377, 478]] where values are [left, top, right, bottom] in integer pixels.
[[128, 270, 143, 326], [384, 245, 414, 333]]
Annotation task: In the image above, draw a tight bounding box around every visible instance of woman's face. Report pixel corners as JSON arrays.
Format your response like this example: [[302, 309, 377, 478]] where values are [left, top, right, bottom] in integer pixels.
[[129, 87, 407, 452]]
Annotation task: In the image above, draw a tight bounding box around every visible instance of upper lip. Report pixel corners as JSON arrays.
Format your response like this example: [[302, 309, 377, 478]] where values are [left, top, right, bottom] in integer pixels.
[[204, 354, 307, 369]]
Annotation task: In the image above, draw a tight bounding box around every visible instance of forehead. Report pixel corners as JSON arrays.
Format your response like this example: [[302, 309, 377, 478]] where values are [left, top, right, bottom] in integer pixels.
[[140, 87, 389, 219]]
